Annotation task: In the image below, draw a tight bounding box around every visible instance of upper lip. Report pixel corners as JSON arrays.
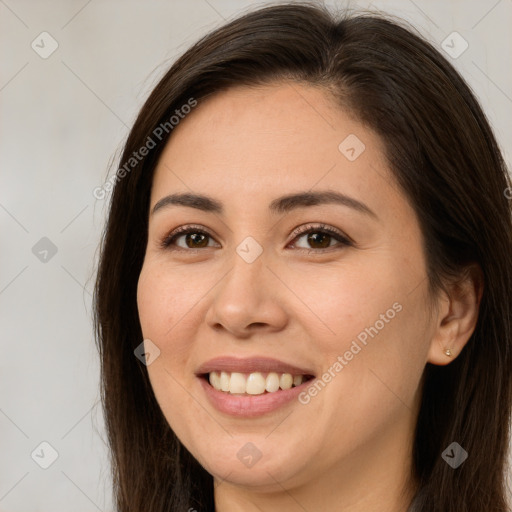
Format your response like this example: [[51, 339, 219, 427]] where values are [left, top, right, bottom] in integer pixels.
[[196, 356, 315, 376]]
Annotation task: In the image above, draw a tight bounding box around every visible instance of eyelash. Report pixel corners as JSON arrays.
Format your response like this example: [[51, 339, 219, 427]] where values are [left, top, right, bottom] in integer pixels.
[[159, 223, 353, 253]]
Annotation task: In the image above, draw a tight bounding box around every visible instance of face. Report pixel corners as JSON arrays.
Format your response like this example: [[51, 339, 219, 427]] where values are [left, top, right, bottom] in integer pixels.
[[137, 82, 434, 492]]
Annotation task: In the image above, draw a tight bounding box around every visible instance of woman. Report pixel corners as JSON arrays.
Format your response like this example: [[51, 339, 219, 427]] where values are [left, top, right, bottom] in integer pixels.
[[94, 2, 512, 511]]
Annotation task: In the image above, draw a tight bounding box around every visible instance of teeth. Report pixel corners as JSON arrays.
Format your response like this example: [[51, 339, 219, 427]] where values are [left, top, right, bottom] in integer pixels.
[[208, 371, 306, 395], [265, 372, 280, 393], [229, 372, 246, 394], [220, 371, 230, 392], [279, 373, 293, 390], [293, 374, 303, 387], [246, 372, 266, 395], [209, 371, 221, 389]]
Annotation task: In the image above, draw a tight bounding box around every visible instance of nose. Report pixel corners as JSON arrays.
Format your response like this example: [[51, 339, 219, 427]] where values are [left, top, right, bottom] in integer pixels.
[[204, 248, 289, 338]]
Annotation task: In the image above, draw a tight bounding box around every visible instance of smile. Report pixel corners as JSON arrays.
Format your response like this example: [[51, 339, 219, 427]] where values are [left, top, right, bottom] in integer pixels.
[[195, 356, 317, 417], [206, 371, 313, 395]]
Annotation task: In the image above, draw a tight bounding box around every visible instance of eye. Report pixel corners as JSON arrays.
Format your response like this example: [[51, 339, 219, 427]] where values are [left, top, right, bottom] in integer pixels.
[[160, 225, 219, 251], [159, 223, 353, 252], [289, 223, 353, 252]]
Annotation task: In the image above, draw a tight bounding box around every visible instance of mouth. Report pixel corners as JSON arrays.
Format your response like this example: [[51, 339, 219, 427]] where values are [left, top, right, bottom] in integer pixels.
[[200, 371, 316, 395], [195, 356, 317, 417]]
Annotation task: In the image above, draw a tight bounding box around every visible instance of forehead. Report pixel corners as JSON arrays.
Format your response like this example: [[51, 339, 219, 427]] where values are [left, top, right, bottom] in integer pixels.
[[150, 82, 391, 211]]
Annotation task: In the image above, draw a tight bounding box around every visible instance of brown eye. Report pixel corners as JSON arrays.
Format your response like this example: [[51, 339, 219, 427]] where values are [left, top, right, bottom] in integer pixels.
[[161, 224, 352, 252], [183, 232, 210, 248], [291, 225, 352, 251], [306, 232, 333, 249], [161, 227, 218, 250]]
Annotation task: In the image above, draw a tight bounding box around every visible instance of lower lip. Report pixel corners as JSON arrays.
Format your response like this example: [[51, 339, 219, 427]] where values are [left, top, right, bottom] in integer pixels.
[[198, 376, 312, 417]]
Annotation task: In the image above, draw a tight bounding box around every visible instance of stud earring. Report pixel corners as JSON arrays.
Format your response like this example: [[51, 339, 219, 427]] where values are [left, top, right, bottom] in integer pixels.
[[444, 348, 453, 357]]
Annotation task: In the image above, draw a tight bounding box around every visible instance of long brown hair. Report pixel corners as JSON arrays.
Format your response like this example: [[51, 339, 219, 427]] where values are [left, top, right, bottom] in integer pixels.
[[93, 3, 512, 511]]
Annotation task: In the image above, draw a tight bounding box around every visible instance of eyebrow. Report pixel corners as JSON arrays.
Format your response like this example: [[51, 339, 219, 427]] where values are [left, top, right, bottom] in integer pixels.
[[151, 190, 377, 219]]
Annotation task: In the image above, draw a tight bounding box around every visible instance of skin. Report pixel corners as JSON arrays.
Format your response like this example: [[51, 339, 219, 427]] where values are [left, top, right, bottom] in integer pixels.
[[136, 82, 481, 512]]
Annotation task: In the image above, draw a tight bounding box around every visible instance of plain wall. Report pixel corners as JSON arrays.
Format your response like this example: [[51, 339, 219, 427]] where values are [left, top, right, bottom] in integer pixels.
[[1, 0, 511, 510]]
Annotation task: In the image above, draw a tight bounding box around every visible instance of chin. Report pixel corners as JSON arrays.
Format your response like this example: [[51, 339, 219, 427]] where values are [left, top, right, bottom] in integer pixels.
[[188, 435, 309, 489]]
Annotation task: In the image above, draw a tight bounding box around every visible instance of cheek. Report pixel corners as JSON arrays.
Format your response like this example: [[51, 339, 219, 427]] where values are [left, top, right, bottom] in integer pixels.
[[290, 258, 404, 343], [137, 260, 204, 344], [136, 262, 209, 444], [295, 254, 429, 402]]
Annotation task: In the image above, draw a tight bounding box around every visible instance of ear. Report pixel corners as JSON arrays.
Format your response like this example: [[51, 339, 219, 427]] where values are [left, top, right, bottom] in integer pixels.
[[427, 264, 484, 366]]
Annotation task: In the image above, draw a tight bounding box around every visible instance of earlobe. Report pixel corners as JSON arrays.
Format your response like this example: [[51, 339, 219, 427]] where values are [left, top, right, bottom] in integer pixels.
[[427, 265, 483, 366]]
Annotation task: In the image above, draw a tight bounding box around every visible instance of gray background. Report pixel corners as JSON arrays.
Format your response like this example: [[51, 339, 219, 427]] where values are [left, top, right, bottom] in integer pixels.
[[1, 0, 511, 510]]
